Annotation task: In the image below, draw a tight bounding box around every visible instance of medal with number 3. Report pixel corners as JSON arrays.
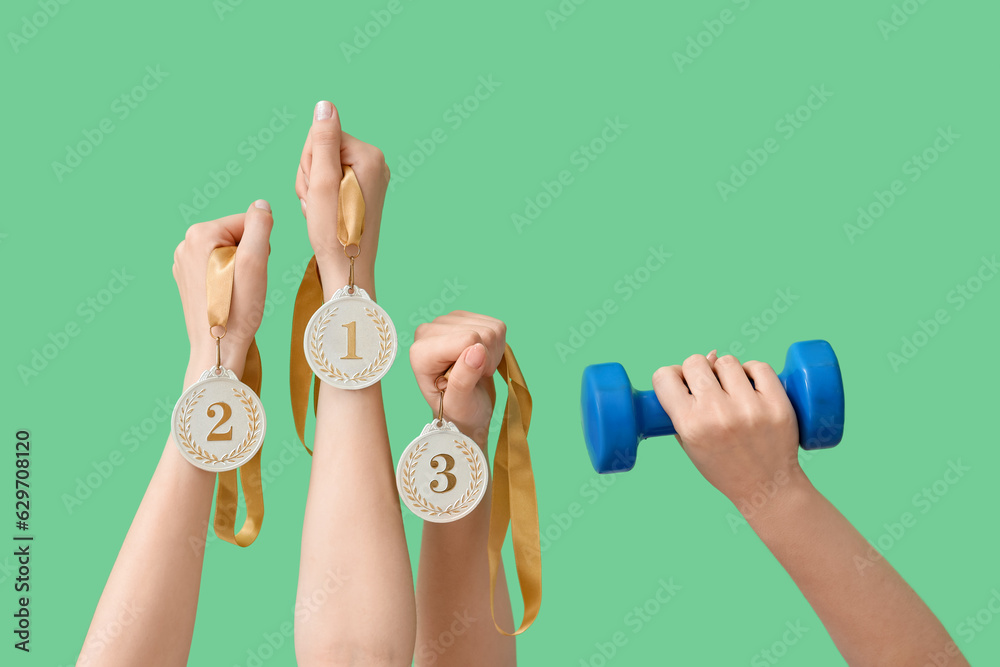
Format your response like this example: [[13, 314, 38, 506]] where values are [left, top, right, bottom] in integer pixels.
[[397, 377, 488, 523]]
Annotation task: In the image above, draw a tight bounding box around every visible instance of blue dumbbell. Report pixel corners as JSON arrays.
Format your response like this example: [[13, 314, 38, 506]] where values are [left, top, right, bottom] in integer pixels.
[[581, 340, 845, 474]]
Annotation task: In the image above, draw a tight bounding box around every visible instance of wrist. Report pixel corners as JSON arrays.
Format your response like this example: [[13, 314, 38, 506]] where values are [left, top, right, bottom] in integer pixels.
[[316, 261, 376, 301], [448, 417, 490, 451], [732, 467, 817, 526], [185, 351, 246, 388]]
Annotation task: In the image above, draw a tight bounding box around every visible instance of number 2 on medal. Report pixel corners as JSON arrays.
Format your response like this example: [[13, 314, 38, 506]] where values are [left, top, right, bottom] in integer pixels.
[[341, 321, 362, 360], [206, 402, 233, 441], [429, 454, 456, 493]]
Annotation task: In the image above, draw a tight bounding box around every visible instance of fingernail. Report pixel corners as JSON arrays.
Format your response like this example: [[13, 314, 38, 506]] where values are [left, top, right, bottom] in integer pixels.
[[299, 198, 306, 212], [466, 343, 486, 369], [254, 199, 271, 212], [314, 100, 332, 121], [707, 349, 717, 357]]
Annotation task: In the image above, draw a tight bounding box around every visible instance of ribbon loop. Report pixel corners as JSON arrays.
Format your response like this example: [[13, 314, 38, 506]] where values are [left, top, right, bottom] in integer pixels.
[[206, 246, 265, 547], [488, 344, 542, 635], [337, 165, 365, 250]]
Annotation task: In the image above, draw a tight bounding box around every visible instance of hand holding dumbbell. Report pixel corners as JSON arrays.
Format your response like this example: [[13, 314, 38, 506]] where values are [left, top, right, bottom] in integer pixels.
[[581, 341, 845, 475]]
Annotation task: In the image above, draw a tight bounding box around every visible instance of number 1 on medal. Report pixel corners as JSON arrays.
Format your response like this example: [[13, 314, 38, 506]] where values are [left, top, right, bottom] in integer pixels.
[[341, 321, 363, 360]]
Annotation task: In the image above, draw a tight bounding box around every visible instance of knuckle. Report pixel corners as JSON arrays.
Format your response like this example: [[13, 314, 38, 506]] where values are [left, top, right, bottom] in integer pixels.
[[464, 330, 484, 347], [717, 354, 740, 367], [367, 145, 386, 165], [414, 323, 430, 340], [309, 172, 339, 193], [683, 353, 704, 368], [311, 126, 340, 147]]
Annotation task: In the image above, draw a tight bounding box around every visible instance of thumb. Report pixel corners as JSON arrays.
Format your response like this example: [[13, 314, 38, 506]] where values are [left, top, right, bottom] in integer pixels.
[[442, 343, 488, 418], [306, 101, 343, 235]]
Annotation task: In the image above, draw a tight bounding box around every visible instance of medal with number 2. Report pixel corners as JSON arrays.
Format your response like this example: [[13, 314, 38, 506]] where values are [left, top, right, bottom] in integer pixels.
[[397, 376, 489, 523], [172, 247, 266, 472]]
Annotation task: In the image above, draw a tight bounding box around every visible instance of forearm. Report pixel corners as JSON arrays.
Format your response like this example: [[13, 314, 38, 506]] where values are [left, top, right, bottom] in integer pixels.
[[295, 268, 416, 665], [79, 360, 236, 667], [744, 474, 966, 666], [415, 428, 516, 667]]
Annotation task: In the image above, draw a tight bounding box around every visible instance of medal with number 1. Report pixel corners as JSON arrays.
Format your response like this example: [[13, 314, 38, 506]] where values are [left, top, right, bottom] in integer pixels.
[[304, 166, 397, 389]]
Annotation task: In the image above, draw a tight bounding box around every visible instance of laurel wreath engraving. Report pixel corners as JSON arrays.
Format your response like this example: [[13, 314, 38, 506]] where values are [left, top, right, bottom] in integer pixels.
[[309, 305, 393, 384], [400, 439, 486, 519], [175, 386, 262, 466]]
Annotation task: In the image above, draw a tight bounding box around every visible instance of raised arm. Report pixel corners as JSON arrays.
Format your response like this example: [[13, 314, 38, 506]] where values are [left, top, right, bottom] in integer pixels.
[[408, 311, 516, 667], [292, 101, 416, 666], [78, 203, 274, 667], [651, 351, 968, 666]]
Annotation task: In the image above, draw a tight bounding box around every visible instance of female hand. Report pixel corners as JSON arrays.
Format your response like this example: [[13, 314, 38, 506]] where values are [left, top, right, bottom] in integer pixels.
[[172, 201, 273, 380]]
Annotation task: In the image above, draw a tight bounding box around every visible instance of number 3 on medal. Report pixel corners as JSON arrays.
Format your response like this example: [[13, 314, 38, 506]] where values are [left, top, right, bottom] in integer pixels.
[[430, 454, 456, 493], [206, 402, 233, 441], [341, 321, 362, 360]]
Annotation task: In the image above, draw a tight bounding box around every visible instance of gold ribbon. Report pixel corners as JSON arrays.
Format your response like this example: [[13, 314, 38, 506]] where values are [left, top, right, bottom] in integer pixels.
[[337, 166, 365, 249], [288, 170, 542, 633], [289, 166, 365, 454], [206, 246, 265, 547], [488, 344, 542, 635]]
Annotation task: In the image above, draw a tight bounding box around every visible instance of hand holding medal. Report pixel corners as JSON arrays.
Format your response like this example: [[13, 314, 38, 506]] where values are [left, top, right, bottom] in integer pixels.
[[399, 313, 506, 522], [169, 202, 273, 546], [290, 103, 399, 453], [403, 312, 542, 635]]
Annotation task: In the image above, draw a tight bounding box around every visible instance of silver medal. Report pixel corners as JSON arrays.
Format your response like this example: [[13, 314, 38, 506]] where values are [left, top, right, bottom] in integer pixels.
[[305, 286, 397, 390], [397, 421, 489, 523], [171, 367, 266, 472]]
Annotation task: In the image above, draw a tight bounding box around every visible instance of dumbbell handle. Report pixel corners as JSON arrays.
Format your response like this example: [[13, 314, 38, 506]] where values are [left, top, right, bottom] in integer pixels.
[[635, 389, 676, 439], [631, 371, 798, 442]]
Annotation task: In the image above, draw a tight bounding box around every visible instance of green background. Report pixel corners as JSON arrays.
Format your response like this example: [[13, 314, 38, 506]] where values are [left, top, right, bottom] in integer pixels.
[[3, 0, 998, 664]]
